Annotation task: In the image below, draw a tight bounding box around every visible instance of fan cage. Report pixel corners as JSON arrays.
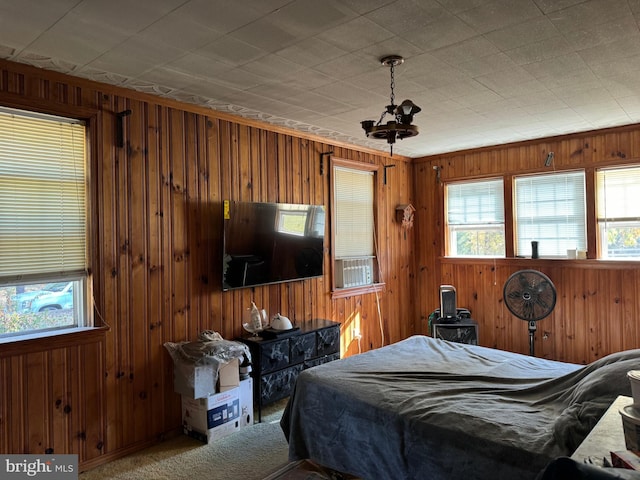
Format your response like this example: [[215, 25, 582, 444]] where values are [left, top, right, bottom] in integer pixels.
[[503, 269, 557, 322]]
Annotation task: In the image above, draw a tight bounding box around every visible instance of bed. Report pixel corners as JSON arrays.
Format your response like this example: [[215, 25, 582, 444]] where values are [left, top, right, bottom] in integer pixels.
[[280, 335, 640, 480]]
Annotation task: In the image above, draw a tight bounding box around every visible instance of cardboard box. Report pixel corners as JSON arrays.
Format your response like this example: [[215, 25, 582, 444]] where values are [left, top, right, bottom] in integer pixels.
[[174, 363, 216, 399], [174, 358, 240, 399], [239, 377, 254, 427], [217, 358, 240, 392], [181, 387, 241, 443], [184, 419, 240, 444]]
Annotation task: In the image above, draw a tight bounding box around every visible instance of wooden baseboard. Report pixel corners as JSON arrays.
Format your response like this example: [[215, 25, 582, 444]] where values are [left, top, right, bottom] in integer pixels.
[[79, 427, 183, 473]]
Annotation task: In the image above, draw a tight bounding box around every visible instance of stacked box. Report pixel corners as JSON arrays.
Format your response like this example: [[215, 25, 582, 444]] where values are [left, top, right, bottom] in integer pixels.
[[181, 387, 240, 443], [173, 348, 248, 443], [239, 377, 254, 427], [181, 377, 253, 443], [218, 358, 240, 392], [174, 358, 240, 399], [174, 363, 216, 399]]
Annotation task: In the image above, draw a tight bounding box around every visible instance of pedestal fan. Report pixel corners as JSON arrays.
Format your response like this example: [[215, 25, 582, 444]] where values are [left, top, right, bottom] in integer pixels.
[[503, 269, 557, 356]]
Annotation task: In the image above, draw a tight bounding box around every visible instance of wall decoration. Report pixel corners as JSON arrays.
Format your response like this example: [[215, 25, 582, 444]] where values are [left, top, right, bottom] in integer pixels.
[[396, 204, 416, 230]]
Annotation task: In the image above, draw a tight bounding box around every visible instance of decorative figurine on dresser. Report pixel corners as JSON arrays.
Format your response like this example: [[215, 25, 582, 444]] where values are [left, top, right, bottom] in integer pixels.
[[238, 317, 340, 422]]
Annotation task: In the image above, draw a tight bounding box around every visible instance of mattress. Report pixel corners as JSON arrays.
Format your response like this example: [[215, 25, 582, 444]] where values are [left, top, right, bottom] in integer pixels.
[[280, 335, 639, 480]]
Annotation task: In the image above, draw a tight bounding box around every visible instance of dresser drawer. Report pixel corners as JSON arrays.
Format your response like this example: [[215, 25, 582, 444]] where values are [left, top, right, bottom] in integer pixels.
[[260, 363, 304, 405], [304, 352, 340, 369], [317, 325, 340, 356], [260, 339, 290, 374], [290, 332, 316, 364]]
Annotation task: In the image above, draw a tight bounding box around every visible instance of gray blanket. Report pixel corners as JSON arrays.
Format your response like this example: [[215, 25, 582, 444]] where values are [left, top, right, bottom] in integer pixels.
[[280, 336, 639, 480]]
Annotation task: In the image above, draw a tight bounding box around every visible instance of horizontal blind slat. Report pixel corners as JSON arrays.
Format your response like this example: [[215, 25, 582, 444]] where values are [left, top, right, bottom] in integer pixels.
[[447, 178, 504, 224], [334, 167, 374, 258], [597, 166, 640, 219], [515, 171, 586, 255], [0, 109, 86, 278]]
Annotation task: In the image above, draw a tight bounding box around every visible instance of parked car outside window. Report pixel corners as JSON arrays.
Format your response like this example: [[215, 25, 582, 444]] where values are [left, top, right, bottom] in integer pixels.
[[10, 282, 73, 313]]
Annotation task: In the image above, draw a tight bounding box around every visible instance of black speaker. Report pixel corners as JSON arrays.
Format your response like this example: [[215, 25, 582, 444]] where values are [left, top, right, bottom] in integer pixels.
[[439, 285, 457, 319], [433, 323, 478, 345]]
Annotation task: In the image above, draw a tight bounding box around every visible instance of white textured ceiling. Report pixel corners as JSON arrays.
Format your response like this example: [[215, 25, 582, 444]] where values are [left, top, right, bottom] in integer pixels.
[[2, 0, 640, 158]]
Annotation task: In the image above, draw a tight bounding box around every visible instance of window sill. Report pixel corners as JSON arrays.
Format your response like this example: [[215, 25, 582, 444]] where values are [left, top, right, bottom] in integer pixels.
[[331, 282, 385, 299], [0, 326, 109, 358], [440, 257, 640, 269]]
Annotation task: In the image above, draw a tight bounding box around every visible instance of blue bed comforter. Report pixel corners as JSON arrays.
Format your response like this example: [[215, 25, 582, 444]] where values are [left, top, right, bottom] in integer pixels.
[[280, 336, 639, 480]]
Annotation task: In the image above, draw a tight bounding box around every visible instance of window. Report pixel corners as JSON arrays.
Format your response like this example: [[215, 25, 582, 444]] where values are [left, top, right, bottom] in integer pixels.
[[514, 170, 586, 257], [276, 205, 311, 236], [332, 160, 378, 290], [597, 166, 640, 259], [445, 179, 505, 257], [0, 107, 90, 339], [276, 204, 324, 238]]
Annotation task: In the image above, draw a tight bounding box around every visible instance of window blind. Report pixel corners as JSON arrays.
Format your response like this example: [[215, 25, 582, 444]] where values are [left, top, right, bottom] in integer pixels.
[[333, 166, 374, 258], [0, 108, 86, 282], [597, 166, 640, 220], [515, 170, 586, 256], [447, 179, 504, 225]]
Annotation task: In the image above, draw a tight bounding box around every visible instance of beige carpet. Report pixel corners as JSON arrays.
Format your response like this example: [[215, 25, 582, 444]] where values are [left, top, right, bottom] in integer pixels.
[[79, 400, 290, 480], [263, 460, 361, 480]]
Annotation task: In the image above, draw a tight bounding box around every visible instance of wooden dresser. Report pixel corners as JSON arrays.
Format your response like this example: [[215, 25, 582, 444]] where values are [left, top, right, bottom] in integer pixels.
[[238, 319, 340, 421]]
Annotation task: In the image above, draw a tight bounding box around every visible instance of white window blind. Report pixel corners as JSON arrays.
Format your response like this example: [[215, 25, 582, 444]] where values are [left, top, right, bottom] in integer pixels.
[[446, 178, 505, 256], [515, 170, 586, 257], [333, 166, 374, 258], [597, 166, 640, 220], [596, 166, 640, 259], [447, 179, 504, 225], [0, 107, 87, 283]]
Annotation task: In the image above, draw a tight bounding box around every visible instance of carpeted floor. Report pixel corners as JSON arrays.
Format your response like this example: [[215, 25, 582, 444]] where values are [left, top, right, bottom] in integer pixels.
[[263, 460, 362, 480], [79, 399, 291, 480]]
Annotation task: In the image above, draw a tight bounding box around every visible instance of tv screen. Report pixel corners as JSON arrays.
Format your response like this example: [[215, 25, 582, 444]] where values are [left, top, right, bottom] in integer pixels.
[[222, 201, 325, 290]]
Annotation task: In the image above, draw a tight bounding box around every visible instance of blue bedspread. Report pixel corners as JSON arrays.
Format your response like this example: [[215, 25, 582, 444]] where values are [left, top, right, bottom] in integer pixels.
[[280, 336, 640, 480]]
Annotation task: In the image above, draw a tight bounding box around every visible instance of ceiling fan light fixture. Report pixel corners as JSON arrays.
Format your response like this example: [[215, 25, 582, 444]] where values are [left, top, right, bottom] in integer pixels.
[[361, 55, 421, 155]]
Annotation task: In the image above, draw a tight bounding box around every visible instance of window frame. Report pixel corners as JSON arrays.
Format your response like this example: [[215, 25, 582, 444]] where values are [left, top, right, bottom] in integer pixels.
[[513, 169, 587, 258], [596, 165, 640, 260], [440, 166, 624, 260], [0, 101, 96, 343], [329, 157, 384, 298], [444, 177, 506, 258]]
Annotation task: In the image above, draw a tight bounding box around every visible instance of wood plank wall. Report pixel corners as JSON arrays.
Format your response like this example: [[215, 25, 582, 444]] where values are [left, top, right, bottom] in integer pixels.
[[0, 59, 415, 469], [4, 56, 639, 471], [413, 126, 640, 365]]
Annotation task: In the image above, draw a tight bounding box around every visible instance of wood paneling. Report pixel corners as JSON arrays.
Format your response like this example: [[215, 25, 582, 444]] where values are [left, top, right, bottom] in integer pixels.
[[0, 59, 415, 470], [413, 127, 640, 364], [4, 55, 640, 472], [429, 260, 640, 363]]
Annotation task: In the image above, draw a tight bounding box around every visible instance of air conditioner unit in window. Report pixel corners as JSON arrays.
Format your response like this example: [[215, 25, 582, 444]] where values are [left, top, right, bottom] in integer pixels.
[[335, 258, 374, 288]]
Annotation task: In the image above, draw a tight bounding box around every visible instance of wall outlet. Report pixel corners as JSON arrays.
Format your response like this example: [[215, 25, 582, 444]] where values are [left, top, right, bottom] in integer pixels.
[[353, 328, 362, 340]]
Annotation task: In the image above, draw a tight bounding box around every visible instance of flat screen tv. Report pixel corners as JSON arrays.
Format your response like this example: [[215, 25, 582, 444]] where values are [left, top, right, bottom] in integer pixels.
[[222, 200, 326, 290]]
